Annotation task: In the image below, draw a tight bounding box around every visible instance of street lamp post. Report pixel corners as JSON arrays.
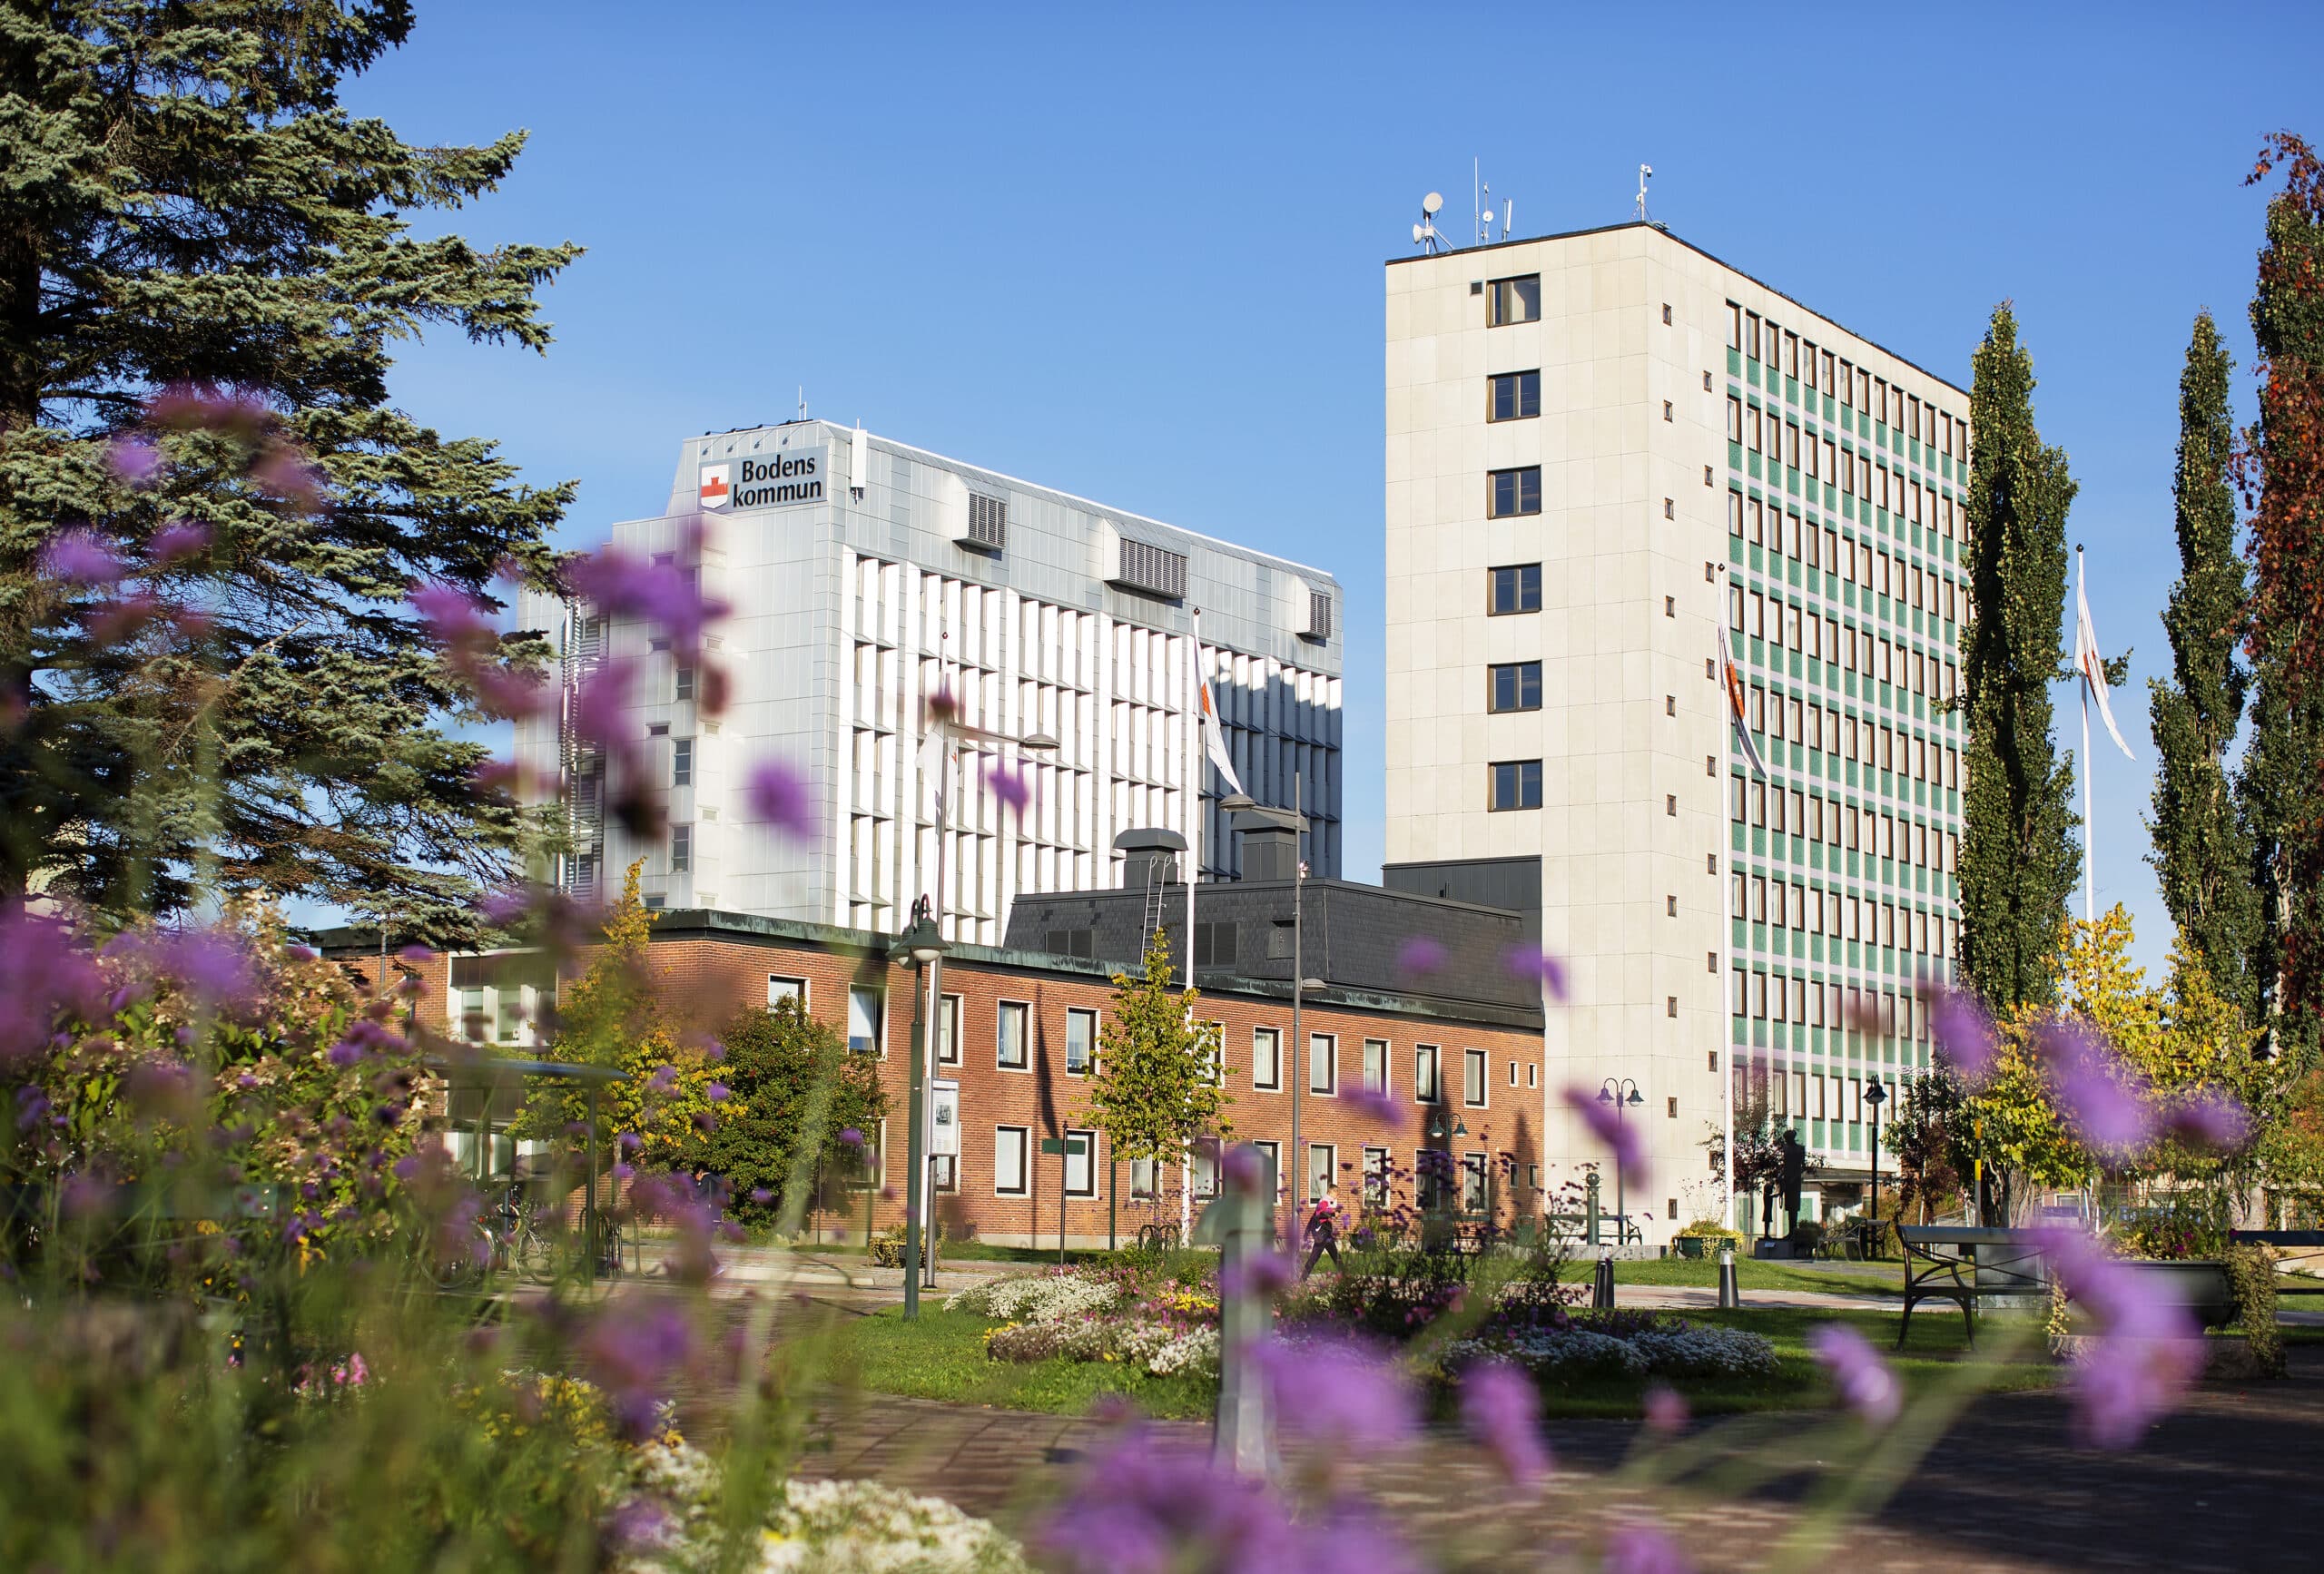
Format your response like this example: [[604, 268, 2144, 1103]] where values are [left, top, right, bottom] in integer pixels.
[[891, 904, 947, 1321], [1596, 1078, 1644, 1246], [1865, 1078, 1889, 1259]]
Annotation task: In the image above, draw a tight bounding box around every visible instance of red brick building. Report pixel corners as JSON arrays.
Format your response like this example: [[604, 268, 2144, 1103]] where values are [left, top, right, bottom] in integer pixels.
[[330, 905, 1550, 1249]]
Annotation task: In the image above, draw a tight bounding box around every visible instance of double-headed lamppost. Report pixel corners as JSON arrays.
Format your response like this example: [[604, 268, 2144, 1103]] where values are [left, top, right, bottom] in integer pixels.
[[1864, 1078, 1889, 1258], [892, 901, 947, 1321], [1596, 1078, 1644, 1244], [1221, 775, 1315, 1238]]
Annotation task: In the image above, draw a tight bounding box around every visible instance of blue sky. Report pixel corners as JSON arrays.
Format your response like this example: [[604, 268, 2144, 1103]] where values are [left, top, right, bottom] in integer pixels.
[[347, 3, 2324, 979]]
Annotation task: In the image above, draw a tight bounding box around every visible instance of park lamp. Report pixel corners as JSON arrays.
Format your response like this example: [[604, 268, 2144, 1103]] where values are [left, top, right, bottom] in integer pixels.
[[893, 910, 948, 969], [1865, 1082, 1888, 1113], [1597, 1082, 1644, 1110]]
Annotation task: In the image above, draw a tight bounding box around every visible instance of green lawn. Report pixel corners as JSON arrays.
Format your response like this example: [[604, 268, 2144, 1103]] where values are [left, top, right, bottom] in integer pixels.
[[832, 1301, 2056, 1423], [1610, 1255, 1907, 1297]]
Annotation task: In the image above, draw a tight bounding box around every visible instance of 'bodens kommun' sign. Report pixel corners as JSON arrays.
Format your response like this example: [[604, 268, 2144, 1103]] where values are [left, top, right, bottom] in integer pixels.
[[698, 446, 827, 512]]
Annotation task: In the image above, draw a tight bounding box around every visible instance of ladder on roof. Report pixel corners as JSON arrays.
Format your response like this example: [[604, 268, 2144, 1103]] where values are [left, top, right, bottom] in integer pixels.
[[1139, 852, 1177, 949]]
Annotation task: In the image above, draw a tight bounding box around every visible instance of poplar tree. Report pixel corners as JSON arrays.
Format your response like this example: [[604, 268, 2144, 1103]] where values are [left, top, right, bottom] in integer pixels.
[[2239, 133, 2324, 1037], [1955, 305, 2080, 1015], [2148, 311, 2257, 1018], [0, 3, 579, 941]]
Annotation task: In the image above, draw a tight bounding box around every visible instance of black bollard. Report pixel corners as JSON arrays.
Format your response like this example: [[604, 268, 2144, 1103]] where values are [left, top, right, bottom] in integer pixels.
[[1718, 1245, 1741, 1309], [1593, 1250, 1616, 1310]]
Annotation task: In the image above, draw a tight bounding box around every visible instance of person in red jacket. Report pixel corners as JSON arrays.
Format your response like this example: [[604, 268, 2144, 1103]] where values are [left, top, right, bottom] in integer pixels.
[[1302, 1188, 1348, 1277]]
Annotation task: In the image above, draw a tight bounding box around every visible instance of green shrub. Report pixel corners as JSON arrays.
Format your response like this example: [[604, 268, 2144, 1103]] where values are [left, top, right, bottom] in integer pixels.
[[2223, 1244, 2286, 1376]]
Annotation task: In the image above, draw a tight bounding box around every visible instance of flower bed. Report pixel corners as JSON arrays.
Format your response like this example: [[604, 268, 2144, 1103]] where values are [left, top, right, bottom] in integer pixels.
[[1447, 1311, 1780, 1383], [950, 1268, 1220, 1382]]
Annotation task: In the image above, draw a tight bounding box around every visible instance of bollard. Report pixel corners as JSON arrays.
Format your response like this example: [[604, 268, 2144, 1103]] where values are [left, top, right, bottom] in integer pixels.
[[1718, 1244, 1741, 1309], [1593, 1249, 1616, 1310]]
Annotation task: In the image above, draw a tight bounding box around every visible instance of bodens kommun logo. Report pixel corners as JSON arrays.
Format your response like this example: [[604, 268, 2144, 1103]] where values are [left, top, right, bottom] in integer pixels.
[[699, 451, 822, 512]]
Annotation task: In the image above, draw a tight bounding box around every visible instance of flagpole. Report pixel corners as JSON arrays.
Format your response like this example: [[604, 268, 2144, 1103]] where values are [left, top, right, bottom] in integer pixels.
[[2092, 546, 2110, 925], [1717, 566, 1735, 1233], [1183, 609, 1200, 1239]]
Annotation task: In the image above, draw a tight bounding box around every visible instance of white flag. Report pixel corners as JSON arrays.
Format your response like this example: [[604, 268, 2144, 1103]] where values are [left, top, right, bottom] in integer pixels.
[[1197, 668, 1245, 797], [2074, 552, 2134, 761], [1718, 624, 1772, 780]]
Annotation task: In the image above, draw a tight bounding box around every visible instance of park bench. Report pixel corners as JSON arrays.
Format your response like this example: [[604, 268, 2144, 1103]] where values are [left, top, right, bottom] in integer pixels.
[[1896, 1225, 2050, 1348], [2228, 1230, 2324, 1301]]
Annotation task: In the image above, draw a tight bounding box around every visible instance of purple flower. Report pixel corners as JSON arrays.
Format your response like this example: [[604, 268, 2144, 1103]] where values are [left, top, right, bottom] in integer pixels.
[[577, 1301, 695, 1437], [704, 1081, 730, 1103], [749, 1186, 775, 1205], [1256, 1337, 1416, 1452], [106, 435, 163, 487], [1807, 1322, 1900, 1424], [1217, 1249, 1296, 1301], [566, 546, 728, 658], [984, 754, 1032, 813], [745, 759, 814, 840], [839, 1127, 864, 1147], [1461, 1361, 1550, 1487], [251, 445, 328, 508], [1642, 1382, 1689, 1437], [147, 522, 212, 566], [327, 1038, 364, 1067], [1345, 1084, 1401, 1124], [2165, 1086, 2250, 1150], [1396, 935, 1447, 978], [2036, 1017, 2156, 1154], [2036, 1227, 2203, 1448], [568, 657, 637, 751], [1505, 945, 1569, 1001], [1221, 1143, 1265, 1195], [0, 908, 107, 1061], [1604, 1523, 1693, 1574], [41, 531, 123, 586], [1922, 979, 1999, 1078], [1562, 1086, 1650, 1189]]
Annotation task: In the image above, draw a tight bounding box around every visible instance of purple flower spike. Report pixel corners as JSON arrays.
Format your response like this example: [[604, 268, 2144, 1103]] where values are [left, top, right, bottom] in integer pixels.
[[1505, 945, 1569, 1002], [2037, 1226, 2202, 1447], [148, 522, 212, 566], [1642, 1382, 1689, 1437], [1217, 1249, 1296, 1301], [41, 531, 124, 587], [107, 435, 163, 487], [1604, 1524, 1694, 1574], [1461, 1361, 1550, 1488], [1256, 1337, 1416, 1452], [1396, 935, 1448, 978], [1807, 1322, 1900, 1424], [745, 759, 815, 841], [838, 1127, 864, 1147], [1921, 979, 1999, 1078], [704, 1081, 730, 1103], [2036, 1017, 2156, 1154], [1562, 1085, 1650, 1189], [985, 754, 1032, 814], [578, 1300, 696, 1438], [1345, 1084, 1401, 1125]]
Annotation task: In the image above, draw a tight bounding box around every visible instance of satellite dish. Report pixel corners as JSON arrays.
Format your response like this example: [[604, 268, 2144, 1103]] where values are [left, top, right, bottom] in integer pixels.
[[1482, 209, 1495, 227], [1412, 222, 1424, 242], [1422, 192, 1443, 216]]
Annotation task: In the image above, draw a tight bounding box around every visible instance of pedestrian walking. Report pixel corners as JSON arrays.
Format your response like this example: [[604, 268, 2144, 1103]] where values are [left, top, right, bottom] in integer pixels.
[[1302, 1188, 1348, 1277]]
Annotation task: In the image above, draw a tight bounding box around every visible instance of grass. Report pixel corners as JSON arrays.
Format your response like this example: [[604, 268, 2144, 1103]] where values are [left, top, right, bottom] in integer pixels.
[[832, 1298, 2057, 1424], [1610, 1256, 1908, 1297]]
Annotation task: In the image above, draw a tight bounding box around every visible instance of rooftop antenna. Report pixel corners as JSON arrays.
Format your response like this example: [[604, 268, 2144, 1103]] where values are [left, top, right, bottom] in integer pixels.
[[1635, 163, 1653, 223], [1501, 196, 1513, 242], [1412, 191, 1445, 255], [797, 386, 808, 420]]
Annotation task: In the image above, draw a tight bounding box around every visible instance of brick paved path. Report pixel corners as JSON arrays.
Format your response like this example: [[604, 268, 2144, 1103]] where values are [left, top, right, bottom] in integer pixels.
[[789, 1349, 2324, 1573]]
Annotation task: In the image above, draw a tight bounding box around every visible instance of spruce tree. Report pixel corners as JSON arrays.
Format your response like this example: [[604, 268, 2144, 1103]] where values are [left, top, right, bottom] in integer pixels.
[[1956, 305, 2080, 1014], [0, 4, 578, 941], [2148, 311, 2258, 1018], [2240, 133, 2324, 1037]]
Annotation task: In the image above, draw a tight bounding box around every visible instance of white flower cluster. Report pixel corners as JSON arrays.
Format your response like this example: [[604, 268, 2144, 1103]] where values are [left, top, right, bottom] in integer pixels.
[[618, 1442, 1029, 1574], [1446, 1322, 1777, 1382], [1142, 1325, 1221, 1379], [944, 1270, 1118, 1323]]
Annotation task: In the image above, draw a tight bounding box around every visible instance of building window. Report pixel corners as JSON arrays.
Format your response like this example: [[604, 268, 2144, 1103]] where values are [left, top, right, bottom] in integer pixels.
[[1462, 1153, 1489, 1214], [1065, 1128, 1098, 1197], [1488, 661, 1542, 713], [994, 1126, 1029, 1195], [1662, 400, 1674, 422], [669, 824, 692, 872], [1250, 1140, 1282, 1199], [1362, 1146, 1390, 1208], [937, 993, 960, 1065], [1363, 1038, 1389, 1096], [1668, 1096, 1679, 1119], [675, 664, 695, 702], [1487, 274, 1541, 325], [1489, 564, 1542, 615], [1491, 761, 1543, 811], [1309, 1033, 1336, 1096], [848, 986, 883, 1058], [1488, 467, 1542, 518], [1192, 920, 1237, 968], [1253, 1026, 1282, 1090], [768, 974, 807, 1008], [1667, 996, 1678, 1018], [1192, 1144, 1218, 1198], [1414, 1045, 1442, 1104], [931, 1155, 958, 1194], [1308, 1143, 1336, 1202], [1489, 370, 1541, 421], [1463, 1048, 1488, 1107], [1065, 1008, 1096, 1075], [997, 999, 1029, 1069], [672, 738, 694, 787], [456, 984, 487, 1040]]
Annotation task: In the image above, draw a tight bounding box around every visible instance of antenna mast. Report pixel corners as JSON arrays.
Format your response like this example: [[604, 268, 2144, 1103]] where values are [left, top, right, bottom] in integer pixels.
[[1635, 163, 1653, 223]]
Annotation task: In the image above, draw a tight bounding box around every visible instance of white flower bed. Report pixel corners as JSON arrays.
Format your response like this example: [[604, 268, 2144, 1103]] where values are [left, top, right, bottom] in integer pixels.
[[621, 1441, 1029, 1573], [944, 1270, 1118, 1323], [1144, 1326, 1221, 1379], [1447, 1322, 1778, 1382]]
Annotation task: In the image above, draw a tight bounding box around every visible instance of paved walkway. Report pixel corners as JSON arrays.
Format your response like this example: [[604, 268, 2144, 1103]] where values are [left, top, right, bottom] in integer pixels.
[[793, 1347, 2324, 1573]]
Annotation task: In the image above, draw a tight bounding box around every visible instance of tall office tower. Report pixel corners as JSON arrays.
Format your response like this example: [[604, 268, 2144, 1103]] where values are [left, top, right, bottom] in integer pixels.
[[1384, 223, 1969, 1242], [514, 421, 1343, 945]]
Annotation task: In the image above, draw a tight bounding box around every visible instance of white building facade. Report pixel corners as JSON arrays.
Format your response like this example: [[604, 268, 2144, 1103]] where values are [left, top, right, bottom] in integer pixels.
[[517, 422, 1343, 946], [1384, 222, 1967, 1242]]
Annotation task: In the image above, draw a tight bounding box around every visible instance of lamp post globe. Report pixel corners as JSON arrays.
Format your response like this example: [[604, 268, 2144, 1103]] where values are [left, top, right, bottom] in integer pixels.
[[1864, 1079, 1889, 1257], [1597, 1077, 1643, 1247], [890, 903, 949, 1319]]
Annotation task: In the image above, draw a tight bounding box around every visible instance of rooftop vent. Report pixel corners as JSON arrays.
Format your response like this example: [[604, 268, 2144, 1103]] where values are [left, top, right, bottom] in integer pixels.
[[961, 493, 1006, 553], [1108, 535, 1187, 601]]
